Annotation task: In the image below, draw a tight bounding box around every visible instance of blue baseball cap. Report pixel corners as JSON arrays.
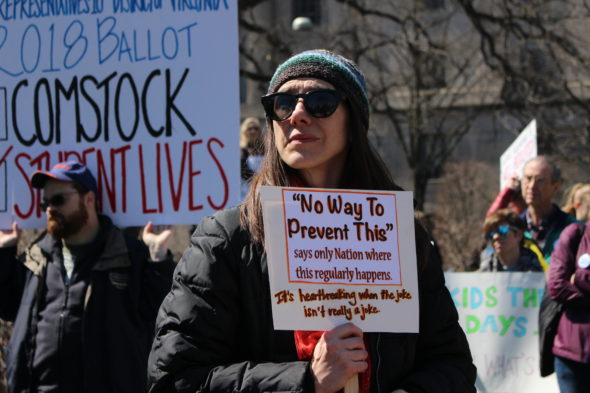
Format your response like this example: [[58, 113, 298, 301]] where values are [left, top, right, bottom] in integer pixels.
[[31, 161, 99, 195]]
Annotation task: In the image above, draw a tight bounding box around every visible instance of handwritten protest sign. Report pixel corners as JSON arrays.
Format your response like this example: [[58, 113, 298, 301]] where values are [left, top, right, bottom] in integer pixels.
[[500, 119, 537, 189], [0, 0, 239, 229], [261, 186, 418, 332], [445, 272, 558, 393]]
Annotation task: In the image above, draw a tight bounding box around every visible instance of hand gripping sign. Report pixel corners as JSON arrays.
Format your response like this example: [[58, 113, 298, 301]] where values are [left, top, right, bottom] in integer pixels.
[[260, 186, 419, 333]]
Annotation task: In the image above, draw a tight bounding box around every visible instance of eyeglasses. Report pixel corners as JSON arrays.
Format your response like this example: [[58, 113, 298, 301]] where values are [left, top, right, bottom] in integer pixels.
[[486, 224, 518, 241], [40, 191, 79, 210], [261, 89, 345, 121]]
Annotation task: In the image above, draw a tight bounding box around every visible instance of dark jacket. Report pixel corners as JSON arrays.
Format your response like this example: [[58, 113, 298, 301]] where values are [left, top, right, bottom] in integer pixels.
[[478, 245, 543, 272], [521, 204, 578, 264], [548, 222, 590, 364], [147, 206, 476, 393], [0, 216, 175, 393]]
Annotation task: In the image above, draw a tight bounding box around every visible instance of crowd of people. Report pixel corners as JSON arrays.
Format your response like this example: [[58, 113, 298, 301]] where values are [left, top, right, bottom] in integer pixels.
[[478, 156, 590, 393], [0, 49, 588, 393]]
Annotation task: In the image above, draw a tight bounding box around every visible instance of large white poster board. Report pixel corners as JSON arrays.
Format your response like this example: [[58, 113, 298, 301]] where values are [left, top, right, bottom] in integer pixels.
[[261, 186, 419, 332], [500, 119, 537, 189], [445, 272, 558, 393], [0, 0, 239, 229]]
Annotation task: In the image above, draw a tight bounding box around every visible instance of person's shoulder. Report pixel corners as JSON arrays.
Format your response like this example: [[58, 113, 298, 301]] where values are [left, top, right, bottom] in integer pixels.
[[180, 206, 254, 281], [96, 215, 147, 257], [564, 220, 584, 232], [519, 247, 544, 272], [19, 230, 56, 264], [192, 205, 245, 241], [120, 229, 144, 253], [478, 246, 494, 272], [557, 221, 585, 245], [553, 204, 580, 226], [30, 230, 52, 249], [240, 147, 249, 160], [210, 205, 241, 223], [204, 205, 241, 229], [103, 221, 144, 257], [413, 220, 440, 271]]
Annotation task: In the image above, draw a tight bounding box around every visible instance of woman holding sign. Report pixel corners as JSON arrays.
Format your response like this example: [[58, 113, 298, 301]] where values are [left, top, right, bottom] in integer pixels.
[[148, 50, 476, 393]]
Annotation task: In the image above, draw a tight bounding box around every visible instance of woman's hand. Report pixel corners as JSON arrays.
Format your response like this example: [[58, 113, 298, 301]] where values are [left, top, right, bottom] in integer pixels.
[[142, 221, 172, 261], [310, 322, 368, 393], [0, 222, 20, 248]]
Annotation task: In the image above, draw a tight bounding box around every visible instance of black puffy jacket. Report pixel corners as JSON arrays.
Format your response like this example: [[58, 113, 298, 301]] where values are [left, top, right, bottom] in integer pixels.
[[148, 206, 476, 393]]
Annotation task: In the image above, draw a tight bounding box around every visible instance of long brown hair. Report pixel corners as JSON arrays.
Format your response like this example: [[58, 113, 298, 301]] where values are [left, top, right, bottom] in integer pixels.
[[240, 101, 402, 246]]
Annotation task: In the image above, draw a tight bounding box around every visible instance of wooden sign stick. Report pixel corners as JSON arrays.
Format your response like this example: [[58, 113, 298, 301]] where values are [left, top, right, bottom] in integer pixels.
[[344, 374, 359, 393]]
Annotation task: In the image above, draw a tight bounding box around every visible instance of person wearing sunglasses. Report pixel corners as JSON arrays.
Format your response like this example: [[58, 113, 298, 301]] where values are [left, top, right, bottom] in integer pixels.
[[0, 161, 175, 393], [148, 50, 476, 393], [487, 156, 577, 268], [479, 208, 544, 272]]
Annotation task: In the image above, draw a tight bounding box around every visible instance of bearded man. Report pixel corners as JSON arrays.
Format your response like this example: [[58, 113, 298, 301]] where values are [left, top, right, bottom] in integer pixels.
[[0, 161, 175, 393]]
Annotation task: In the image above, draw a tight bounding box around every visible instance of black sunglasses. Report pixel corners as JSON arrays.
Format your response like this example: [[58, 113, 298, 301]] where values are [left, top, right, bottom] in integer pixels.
[[40, 191, 79, 210], [261, 89, 345, 121]]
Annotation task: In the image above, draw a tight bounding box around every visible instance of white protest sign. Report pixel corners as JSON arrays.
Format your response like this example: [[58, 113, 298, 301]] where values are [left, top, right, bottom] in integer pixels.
[[0, 0, 239, 229], [500, 119, 537, 189], [261, 186, 418, 332], [445, 272, 558, 393]]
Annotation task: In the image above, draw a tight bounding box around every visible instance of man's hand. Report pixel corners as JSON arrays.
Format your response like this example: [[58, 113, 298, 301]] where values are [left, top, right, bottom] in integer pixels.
[[311, 323, 368, 393], [508, 175, 521, 191], [142, 221, 172, 261], [0, 222, 21, 248]]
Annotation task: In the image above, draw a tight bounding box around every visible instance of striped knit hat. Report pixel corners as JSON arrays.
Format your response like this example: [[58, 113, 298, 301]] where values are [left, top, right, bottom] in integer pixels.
[[268, 50, 370, 129]]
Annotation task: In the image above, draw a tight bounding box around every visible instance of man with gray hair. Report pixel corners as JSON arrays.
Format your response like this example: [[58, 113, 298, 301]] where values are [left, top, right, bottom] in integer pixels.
[[519, 156, 577, 266], [523, 157, 581, 380]]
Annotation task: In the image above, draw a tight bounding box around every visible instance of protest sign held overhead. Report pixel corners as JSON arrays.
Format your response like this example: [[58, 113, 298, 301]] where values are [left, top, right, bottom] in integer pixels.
[[261, 186, 419, 332], [500, 119, 537, 189], [0, 0, 239, 229]]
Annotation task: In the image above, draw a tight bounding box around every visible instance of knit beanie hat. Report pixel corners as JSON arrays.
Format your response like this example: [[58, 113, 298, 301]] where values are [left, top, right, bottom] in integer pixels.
[[267, 50, 370, 129]]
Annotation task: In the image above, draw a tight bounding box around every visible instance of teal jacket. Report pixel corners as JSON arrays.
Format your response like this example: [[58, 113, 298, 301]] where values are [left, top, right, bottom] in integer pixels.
[[521, 204, 578, 267]]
